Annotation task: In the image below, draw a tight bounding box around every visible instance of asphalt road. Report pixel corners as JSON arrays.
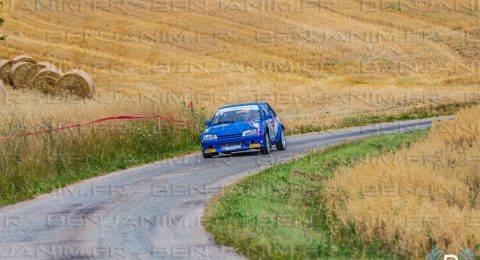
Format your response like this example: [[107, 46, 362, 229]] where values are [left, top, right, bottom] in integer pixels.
[[0, 117, 446, 260]]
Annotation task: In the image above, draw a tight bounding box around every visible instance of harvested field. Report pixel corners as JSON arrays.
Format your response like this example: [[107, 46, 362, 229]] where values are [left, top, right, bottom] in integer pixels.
[[0, 0, 479, 129], [326, 107, 480, 256]]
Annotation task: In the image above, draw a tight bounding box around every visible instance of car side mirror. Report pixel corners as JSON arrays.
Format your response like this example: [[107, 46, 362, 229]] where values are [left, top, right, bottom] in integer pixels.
[[205, 120, 212, 127], [264, 114, 272, 119]]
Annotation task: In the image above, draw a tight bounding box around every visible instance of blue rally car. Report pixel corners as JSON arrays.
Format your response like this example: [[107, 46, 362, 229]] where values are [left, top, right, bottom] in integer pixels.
[[200, 102, 286, 158]]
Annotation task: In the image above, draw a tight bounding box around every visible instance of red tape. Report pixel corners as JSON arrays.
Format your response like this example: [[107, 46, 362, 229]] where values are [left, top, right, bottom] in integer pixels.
[[0, 115, 197, 142]]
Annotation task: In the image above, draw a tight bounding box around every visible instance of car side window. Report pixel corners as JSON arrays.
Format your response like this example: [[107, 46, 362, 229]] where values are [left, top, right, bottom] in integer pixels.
[[266, 103, 277, 117], [260, 105, 269, 118]]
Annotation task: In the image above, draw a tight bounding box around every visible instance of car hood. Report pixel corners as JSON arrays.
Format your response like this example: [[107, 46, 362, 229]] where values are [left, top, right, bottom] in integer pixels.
[[205, 121, 261, 136]]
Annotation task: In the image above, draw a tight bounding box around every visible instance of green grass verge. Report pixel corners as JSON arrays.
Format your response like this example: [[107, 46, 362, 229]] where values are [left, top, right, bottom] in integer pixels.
[[287, 101, 478, 135], [204, 130, 428, 259]]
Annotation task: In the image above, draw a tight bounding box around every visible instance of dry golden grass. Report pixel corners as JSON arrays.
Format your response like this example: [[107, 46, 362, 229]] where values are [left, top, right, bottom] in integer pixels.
[[0, 84, 186, 132], [326, 106, 480, 256], [0, 0, 480, 131], [1, 82, 478, 132]]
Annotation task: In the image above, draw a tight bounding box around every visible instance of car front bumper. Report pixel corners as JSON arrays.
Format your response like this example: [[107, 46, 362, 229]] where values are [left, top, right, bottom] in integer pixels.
[[201, 135, 265, 154]]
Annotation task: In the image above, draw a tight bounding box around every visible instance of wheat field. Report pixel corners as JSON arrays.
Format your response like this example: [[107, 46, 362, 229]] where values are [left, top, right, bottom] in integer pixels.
[[1, 0, 480, 131], [326, 107, 480, 256]]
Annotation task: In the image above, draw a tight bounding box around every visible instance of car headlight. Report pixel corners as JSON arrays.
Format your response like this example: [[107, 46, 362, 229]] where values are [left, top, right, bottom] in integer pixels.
[[203, 134, 217, 141], [243, 129, 258, 136]]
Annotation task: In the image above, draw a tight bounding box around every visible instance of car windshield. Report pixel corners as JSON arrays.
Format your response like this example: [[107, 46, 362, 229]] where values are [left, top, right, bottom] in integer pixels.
[[212, 105, 261, 124]]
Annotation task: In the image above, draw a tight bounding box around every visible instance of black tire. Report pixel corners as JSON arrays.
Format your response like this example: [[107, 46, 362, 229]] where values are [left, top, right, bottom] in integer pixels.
[[276, 128, 286, 151], [203, 152, 218, 159], [260, 132, 272, 155]]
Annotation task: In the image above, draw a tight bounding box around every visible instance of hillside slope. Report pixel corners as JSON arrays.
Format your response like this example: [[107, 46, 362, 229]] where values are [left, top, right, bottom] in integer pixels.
[[1, 0, 480, 128]]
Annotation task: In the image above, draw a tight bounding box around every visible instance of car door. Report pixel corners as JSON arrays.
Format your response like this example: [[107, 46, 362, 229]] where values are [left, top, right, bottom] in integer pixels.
[[260, 104, 274, 141], [266, 103, 279, 140]]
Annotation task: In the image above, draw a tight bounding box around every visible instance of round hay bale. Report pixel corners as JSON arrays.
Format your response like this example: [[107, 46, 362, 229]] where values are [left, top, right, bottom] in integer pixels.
[[55, 69, 95, 98], [0, 60, 15, 85], [8, 62, 35, 88], [23, 62, 58, 89], [13, 55, 37, 64], [32, 67, 62, 95]]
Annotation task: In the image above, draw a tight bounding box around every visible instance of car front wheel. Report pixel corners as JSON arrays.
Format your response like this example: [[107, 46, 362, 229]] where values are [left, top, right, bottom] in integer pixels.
[[260, 132, 271, 155], [203, 152, 218, 159]]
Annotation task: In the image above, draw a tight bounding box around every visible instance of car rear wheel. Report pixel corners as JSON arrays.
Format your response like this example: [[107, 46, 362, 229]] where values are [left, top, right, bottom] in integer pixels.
[[276, 128, 286, 150], [260, 132, 272, 155]]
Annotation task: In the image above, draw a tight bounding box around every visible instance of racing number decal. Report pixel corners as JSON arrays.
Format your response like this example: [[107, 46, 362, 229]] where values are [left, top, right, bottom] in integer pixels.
[[269, 119, 275, 141], [266, 104, 278, 141], [261, 105, 272, 141], [266, 118, 274, 141], [271, 117, 278, 140]]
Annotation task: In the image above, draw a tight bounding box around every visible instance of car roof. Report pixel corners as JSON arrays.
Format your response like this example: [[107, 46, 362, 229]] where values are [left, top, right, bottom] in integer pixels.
[[219, 102, 266, 109]]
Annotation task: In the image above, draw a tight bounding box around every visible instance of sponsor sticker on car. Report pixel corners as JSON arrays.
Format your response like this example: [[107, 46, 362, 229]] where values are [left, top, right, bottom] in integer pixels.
[[222, 145, 241, 151]]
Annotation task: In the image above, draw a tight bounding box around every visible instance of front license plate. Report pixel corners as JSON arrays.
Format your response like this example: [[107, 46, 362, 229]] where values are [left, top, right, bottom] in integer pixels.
[[222, 145, 241, 151]]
